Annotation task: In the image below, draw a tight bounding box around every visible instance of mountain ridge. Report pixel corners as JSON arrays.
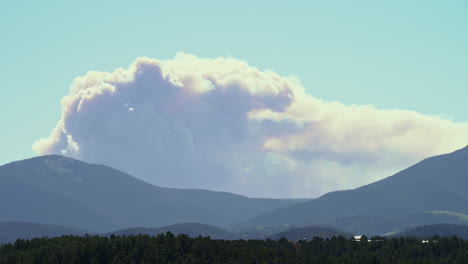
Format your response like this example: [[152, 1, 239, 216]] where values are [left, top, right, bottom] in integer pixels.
[[0, 155, 303, 232], [235, 146, 468, 228], [393, 224, 468, 239]]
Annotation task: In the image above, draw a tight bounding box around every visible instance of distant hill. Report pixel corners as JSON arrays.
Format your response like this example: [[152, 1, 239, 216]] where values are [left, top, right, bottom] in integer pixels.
[[394, 224, 468, 239], [0, 222, 90, 245], [111, 224, 352, 241], [230, 212, 468, 238], [424, 211, 468, 224], [267, 226, 352, 241], [228, 225, 295, 240], [320, 215, 403, 236], [110, 223, 235, 240], [236, 146, 468, 228], [0, 155, 303, 232], [319, 211, 468, 236]]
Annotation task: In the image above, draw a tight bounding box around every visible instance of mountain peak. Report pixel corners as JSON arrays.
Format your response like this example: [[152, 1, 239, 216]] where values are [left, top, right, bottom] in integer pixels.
[[3, 154, 78, 167], [2, 155, 87, 179], [32, 154, 83, 165]]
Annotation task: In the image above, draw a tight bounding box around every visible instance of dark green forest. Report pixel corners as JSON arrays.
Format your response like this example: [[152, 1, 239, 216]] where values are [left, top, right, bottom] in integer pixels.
[[1, 233, 468, 264]]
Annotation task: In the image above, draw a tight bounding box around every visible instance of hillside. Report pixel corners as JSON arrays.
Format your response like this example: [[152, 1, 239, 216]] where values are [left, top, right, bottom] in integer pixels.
[[394, 224, 468, 239], [0, 222, 90, 245], [110, 223, 235, 240], [0, 155, 302, 232], [320, 215, 403, 236], [236, 146, 468, 228], [267, 226, 352, 241], [319, 211, 468, 236]]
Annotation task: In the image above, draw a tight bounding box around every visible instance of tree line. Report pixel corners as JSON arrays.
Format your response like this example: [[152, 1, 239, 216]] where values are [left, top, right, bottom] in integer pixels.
[[1, 233, 468, 264]]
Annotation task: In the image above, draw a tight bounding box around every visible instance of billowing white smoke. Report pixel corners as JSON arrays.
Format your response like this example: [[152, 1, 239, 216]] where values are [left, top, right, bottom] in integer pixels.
[[34, 53, 468, 198]]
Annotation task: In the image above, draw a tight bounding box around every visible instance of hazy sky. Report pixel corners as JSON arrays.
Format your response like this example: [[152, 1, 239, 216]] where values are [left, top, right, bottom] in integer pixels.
[[2, 0, 468, 197]]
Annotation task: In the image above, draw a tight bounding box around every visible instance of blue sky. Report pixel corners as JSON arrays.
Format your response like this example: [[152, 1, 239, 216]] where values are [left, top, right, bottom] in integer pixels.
[[2, 0, 468, 167]]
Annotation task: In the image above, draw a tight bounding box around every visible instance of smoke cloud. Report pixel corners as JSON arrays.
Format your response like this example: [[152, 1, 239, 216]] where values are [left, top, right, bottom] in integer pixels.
[[34, 53, 468, 198]]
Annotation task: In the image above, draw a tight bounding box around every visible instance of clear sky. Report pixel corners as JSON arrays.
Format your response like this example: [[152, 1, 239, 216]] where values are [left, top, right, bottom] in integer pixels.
[[2, 0, 468, 167]]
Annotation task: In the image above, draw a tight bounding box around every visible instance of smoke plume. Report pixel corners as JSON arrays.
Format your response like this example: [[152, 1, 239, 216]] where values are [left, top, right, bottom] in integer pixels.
[[34, 53, 468, 197]]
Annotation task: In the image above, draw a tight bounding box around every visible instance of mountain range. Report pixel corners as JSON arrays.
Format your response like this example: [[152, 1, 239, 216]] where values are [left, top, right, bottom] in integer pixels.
[[1, 146, 468, 240], [0, 155, 302, 232], [235, 146, 468, 231]]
